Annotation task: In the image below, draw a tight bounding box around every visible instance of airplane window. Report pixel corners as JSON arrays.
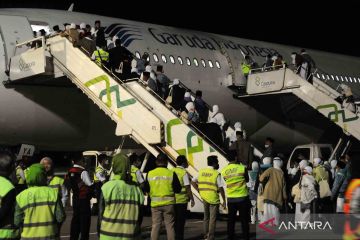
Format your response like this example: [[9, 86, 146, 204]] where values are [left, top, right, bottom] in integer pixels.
[[327, 75, 330, 80], [321, 74, 325, 80], [208, 60, 214, 68], [215, 61, 221, 69], [153, 53, 159, 62], [135, 51, 141, 59], [341, 76, 344, 81], [161, 54, 167, 63], [336, 76, 339, 81], [331, 75, 334, 80], [201, 59, 206, 67], [186, 57, 191, 66], [345, 76, 349, 82], [169, 55, 175, 64], [316, 73, 320, 79], [193, 58, 199, 67], [177, 56, 183, 65], [349, 77, 353, 82]]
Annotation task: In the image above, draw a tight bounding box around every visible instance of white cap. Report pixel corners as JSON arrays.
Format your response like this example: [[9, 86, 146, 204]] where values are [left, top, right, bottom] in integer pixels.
[[173, 78, 180, 85], [304, 166, 313, 174], [65, 25, 71, 31], [234, 122, 242, 131], [330, 160, 337, 169], [213, 105, 219, 113], [273, 158, 282, 169], [184, 92, 191, 98], [145, 65, 152, 72], [70, 23, 76, 29], [80, 23, 86, 29]]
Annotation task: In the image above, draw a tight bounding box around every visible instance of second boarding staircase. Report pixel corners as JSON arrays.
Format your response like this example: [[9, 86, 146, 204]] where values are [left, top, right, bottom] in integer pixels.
[[8, 35, 246, 211], [235, 66, 360, 142]]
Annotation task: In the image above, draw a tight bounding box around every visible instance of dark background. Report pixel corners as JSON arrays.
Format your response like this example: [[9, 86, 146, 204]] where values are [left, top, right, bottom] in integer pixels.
[[1, 0, 359, 56]]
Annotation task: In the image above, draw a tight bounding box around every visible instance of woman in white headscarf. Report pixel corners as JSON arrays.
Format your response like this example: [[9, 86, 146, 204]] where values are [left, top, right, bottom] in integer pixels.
[[208, 105, 226, 129], [295, 166, 318, 222], [185, 102, 199, 124]]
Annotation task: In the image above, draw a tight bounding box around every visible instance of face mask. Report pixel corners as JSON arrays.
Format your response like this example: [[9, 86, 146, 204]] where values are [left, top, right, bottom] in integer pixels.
[[265, 144, 269, 148]]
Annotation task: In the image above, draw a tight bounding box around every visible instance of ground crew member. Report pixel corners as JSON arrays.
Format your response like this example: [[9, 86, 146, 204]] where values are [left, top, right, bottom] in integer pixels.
[[129, 153, 146, 228], [193, 155, 226, 240], [0, 151, 19, 240], [67, 154, 93, 240], [98, 153, 144, 240], [221, 153, 250, 240], [15, 159, 27, 194], [93, 154, 109, 215], [241, 55, 251, 80], [129, 153, 145, 188], [172, 155, 195, 240], [91, 45, 109, 66], [40, 156, 68, 207], [14, 164, 65, 239], [145, 153, 181, 240]]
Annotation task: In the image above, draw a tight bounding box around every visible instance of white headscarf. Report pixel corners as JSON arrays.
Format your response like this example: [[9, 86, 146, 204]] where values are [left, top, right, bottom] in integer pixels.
[[234, 122, 242, 132], [299, 160, 308, 170], [263, 157, 272, 165], [145, 65, 152, 73], [212, 105, 219, 115], [330, 160, 337, 169], [80, 23, 86, 29], [273, 158, 282, 170], [313, 158, 322, 167], [70, 23, 76, 29], [185, 102, 195, 112], [252, 161, 259, 171], [184, 92, 191, 98], [173, 78, 180, 85]]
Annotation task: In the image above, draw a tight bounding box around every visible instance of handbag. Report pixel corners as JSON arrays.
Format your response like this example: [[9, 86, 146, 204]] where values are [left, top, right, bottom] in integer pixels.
[[319, 177, 331, 198], [165, 87, 173, 106], [291, 178, 302, 203], [180, 111, 189, 124]]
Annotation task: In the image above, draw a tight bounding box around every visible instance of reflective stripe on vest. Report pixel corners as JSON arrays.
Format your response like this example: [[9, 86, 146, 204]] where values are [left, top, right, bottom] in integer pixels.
[[344, 179, 360, 214], [198, 168, 219, 204], [100, 179, 144, 240], [172, 167, 189, 204], [16, 186, 58, 239], [131, 165, 139, 183], [0, 177, 19, 239], [148, 168, 175, 207], [49, 176, 64, 194], [221, 163, 248, 198]]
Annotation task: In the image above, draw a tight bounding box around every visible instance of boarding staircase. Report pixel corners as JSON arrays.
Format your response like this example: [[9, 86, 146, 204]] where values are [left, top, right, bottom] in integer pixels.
[[7, 35, 255, 212], [234, 66, 360, 142]]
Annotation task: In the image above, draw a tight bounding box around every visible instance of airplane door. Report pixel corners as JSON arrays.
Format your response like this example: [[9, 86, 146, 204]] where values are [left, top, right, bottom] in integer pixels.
[[0, 15, 34, 73], [0, 27, 5, 80]]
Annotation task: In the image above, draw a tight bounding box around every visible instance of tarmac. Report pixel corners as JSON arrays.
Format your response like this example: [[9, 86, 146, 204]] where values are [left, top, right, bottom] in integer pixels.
[[60, 209, 257, 239]]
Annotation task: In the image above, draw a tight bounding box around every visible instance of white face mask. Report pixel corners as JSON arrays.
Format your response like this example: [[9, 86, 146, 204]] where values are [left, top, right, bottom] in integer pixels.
[[265, 144, 269, 148]]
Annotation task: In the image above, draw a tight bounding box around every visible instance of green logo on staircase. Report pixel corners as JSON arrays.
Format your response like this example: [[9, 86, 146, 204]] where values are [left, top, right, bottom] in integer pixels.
[[316, 104, 359, 123], [85, 75, 136, 118]]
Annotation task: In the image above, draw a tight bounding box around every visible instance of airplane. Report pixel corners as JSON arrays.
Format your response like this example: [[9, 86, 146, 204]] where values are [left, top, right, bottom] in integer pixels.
[[0, 7, 359, 154]]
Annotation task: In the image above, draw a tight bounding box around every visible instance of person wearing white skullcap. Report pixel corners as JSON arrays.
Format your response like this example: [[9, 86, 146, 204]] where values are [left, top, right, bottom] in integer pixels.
[[312, 157, 329, 185], [295, 165, 317, 222], [248, 161, 259, 224], [273, 157, 283, 170], [259, 157, 287, 225], [299, 160, 308, 170]]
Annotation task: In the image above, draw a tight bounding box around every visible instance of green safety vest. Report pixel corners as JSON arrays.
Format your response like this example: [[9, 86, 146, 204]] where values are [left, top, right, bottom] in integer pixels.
[[16, 166, 25, 185], [172, 167, 189, 204], [131, 165, 139, 184], [221, 163, 248, 198], [100, 176, 144, 240], [49, 176, 64, 194], [241, 63, 251, 75], [198, 168, 220, 204], [0, 176, 19, 239], [16, 186, 59, 239], [93, 48, 109, 66], [148, 167, 175, 207], [94, 165, 107, 182]]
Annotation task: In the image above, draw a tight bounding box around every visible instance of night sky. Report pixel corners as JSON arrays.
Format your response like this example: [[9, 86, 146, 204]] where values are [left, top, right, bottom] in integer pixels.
[[1, 0, 359, 57]]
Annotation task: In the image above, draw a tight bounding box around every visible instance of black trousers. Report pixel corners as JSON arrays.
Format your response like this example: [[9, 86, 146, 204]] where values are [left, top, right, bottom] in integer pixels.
[[228, 199, 250, 240], [174, 203, 187, 240], [70, 198, 91, 240]]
